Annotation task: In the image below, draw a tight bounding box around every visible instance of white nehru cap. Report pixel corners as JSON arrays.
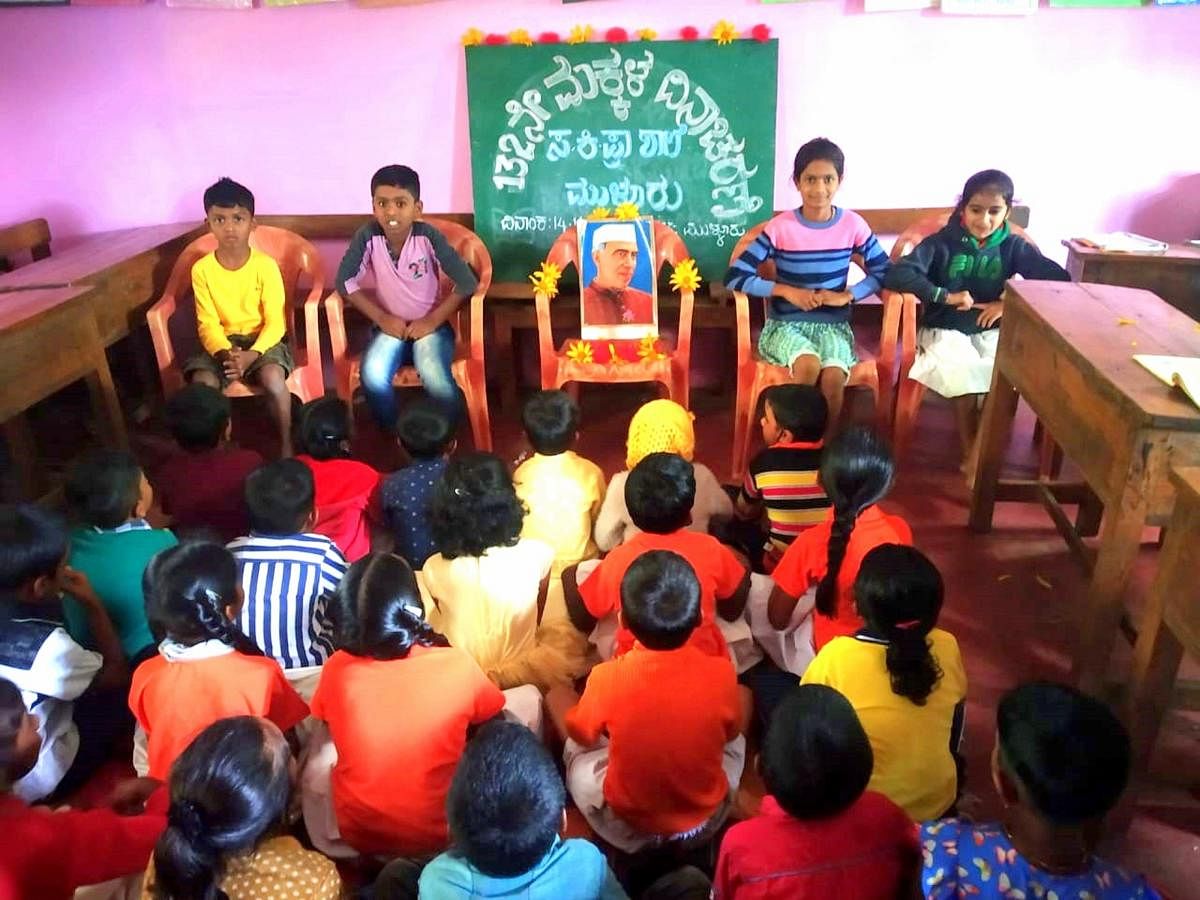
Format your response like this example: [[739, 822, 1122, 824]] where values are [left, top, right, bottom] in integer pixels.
[[592, 222, 638, 248]]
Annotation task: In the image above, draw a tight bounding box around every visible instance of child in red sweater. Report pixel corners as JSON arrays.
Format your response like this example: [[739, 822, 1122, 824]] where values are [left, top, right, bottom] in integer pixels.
[[0, 677, 165, 900]]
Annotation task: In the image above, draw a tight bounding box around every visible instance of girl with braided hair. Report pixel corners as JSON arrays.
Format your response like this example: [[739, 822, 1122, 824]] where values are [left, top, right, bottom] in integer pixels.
[[129, 542, 309, 780], [767, 426, 911, 652], [144, 715, 342, 899]]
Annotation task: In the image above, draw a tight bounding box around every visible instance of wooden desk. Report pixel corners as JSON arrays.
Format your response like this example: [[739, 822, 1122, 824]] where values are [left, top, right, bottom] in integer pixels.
[[1125, 466, 1200, 795], [1064, 239, 1200, 321], [0, 285, 127, 452], [969, 281, 1200, 693]]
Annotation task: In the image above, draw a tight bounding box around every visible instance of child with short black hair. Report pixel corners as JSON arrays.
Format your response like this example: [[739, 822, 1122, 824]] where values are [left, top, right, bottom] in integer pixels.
[[768, 425, 911, 650], [0, 677, 167, 900], [921, 681, 1161, 899], [337, 164, 479, 429], [295, 395, 381, 562], [381, 397, 457, 571], [551, 550, 744, 854], [0, 503, 128, 802], [184, 177, 294, 455], [565, 452, 750, 661], [418, 720, 627, 899], [714, 684, 918, 899], [130, 541, 309, 780], [157, 383, 263, 542], [802, 544, 967, 820], [514, 389, 606, 576], [144, 716, 341, 899], [64, 448, 178, 665], [734, 384, 830, 572], [229, 460, 346, 671]]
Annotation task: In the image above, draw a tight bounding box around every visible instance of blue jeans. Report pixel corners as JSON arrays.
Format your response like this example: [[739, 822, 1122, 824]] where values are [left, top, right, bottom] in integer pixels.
[[360, 323, 461, 429]]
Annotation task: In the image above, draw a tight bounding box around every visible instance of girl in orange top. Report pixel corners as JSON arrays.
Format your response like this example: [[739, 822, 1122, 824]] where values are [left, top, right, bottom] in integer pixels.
[[767, 427, 912, 651], [129, 542, 309, 780], [306, 553, 504, 857]]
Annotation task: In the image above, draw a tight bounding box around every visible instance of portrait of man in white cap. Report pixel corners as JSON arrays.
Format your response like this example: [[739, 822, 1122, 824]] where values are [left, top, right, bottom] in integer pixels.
[[580, 219, 656, 330]]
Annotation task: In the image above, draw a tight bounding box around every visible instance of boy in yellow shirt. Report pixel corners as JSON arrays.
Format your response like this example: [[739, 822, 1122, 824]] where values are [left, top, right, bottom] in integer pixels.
[[183, 177, 294, 455]]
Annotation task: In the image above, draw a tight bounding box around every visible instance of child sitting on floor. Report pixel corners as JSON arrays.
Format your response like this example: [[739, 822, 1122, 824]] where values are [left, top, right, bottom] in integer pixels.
[[304, 552, 515, 860], [0, 678, 166, 900], [421, 453, 582, 690], [228, 459, 346, 672], [594, 399, 732, 551], [183, 177, 294, 456], [380, 397, 456, 571], [714, 684, 919, 899], [550, 550, 745, 854], [733, 384, 831, 572], [564, 452, 750, 661], [724, 138, 890, 438], [768, 425, 911, 651], [921, 681, 1162, 899], [0, 504, 128, 802], [802, 544, 967, 821], [129, 541, 309, 780], [64, 449, 177, 666], [336, 164, 479, 430], [514, 389, 606, 577], [417, 721, 627, 899], [157, 383, 263, 542], [884, 169, 1070, 471], [143, 715, 341, 899], [295, 395, 381, 562]]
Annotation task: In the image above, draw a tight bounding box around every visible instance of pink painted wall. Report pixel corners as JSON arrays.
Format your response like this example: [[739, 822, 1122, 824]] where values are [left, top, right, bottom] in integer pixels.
[[2, 0, 1198, 262]]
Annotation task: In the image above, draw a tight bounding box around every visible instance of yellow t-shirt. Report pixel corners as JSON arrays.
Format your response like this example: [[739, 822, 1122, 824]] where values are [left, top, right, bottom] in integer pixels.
[[514, 451, 606, 576], [192, 248, 287, 355], [801, 627, 967, 821], [143, 835, 344, 899]]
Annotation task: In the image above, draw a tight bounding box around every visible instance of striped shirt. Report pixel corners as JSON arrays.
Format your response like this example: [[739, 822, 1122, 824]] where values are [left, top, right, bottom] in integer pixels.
[[724, 207, 890, 324], [227, 532, 347, 670], [741, 441, 830, 552]]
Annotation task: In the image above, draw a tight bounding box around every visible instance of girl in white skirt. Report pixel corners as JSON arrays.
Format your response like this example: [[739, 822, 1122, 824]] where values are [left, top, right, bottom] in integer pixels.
[[884, 170, 1069, 467]]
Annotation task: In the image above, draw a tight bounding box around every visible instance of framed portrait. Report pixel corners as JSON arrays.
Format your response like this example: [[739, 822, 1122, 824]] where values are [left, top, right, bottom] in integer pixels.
[[577, 217, 658, 342]]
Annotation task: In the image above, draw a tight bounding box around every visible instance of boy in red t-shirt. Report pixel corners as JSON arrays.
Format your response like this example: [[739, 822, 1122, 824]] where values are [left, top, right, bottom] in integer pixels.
[[549, 550, 745, 854], [563, 452, 750, 660]]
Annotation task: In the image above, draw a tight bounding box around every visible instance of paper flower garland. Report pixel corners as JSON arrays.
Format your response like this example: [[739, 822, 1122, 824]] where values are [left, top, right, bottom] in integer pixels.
[[529, 261, 562, 298], [508, 28, 533, 47], [537, 31, 560, 44], [484, 33, 507, 46], [607, 343, 628, 366], [680, 25, 700, 41], [604, 26, 629, 43], [461, 27, 484, 47], [567, 24, 594, 44], [670, 258, 702, 294], [587, 206, 612, 220], [712, 20, 737, 45], [613, 202, 640, 220], [637, 335, 668, 362], [566, 340, 594, 364], [637, 27, 657, 41], [750, 23, 772, 42]]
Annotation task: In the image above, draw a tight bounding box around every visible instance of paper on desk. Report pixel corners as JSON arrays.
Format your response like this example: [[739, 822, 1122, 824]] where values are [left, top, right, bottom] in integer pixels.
[[1075, 232, 1168, 253], [1133, 355, 1200, 409]]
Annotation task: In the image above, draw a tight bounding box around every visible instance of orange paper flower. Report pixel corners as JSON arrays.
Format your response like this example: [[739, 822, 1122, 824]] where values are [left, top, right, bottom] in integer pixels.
[[712, 20, 738, 45], [567, 24, 594, 44], [613, 202, 640, 220], [608, 343, 628, 366], [587, 206, 612, 221], [566, 340, 594, 364], [669, 258, 702, 294], [637, 27, 658, 41], [637, 335, 668, 362], [529, 261, 562, 298], [461, 27, 485, 47], [508, 28, 533, 47]]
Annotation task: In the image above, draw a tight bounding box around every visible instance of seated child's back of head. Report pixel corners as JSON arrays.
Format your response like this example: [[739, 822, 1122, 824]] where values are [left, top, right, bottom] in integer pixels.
[[620, 549, 701, 651], [296, 396, 353, 461], [430, 453, 524, 559], [624, 452, 695, 535], [0, 503, 66, 599], [244, 459, 314, 537], [327, 552, 445, 660], [65, 449, 148, 530], [762, 384, 827, 443], [397, 397, 455, 461], [625, 399, 695, 471], [165, 384, 232, 453], [521, 390, 579, 457]]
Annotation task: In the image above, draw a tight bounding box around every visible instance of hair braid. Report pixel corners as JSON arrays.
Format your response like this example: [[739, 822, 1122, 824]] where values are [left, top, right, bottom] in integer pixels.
[[192, 589, 263, 657], [815, 509, 857, 617]]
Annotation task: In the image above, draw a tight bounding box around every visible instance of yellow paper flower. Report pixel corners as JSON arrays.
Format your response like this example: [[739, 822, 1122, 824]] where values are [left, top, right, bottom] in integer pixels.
[[637, 335, 668, 362], [669, 258, 702, 293], [566, 340, 594, 364], [613, 202, 640, 220], [608, 343, 628, 366], [637, 27, 658, 41], [461, 27, 485, 47], [567, 24, 594, 44], [586, 206, 612, 221], [711, 19, 738, 45], [528, 261, 562, 298], [508, 28, 533, 47]]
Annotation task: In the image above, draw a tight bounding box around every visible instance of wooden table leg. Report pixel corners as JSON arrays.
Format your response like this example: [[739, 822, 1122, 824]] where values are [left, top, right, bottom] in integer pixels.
[[968, 368, 1019, 533], [493, 308, 518, 413], [84, 351, 129, 451], [2, 415, 42, 499]]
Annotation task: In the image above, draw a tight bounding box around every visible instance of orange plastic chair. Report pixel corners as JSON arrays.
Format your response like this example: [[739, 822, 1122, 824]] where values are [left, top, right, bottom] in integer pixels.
[[325, 217, 494, 452], [888, 214, 1042, 461], [534, 221, 693, 406], [146, 225, 326, 405], [728, 221, 898, 483]]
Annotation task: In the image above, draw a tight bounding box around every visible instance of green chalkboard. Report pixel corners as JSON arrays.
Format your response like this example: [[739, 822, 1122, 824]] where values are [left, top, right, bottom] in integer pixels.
[[466, 40, 778, 284]]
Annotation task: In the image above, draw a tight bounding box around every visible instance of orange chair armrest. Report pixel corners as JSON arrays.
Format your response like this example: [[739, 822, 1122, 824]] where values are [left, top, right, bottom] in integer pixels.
[[324, 291, 348, 362], [733, 290, 754, 371], [468, 287, 487, 364]]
